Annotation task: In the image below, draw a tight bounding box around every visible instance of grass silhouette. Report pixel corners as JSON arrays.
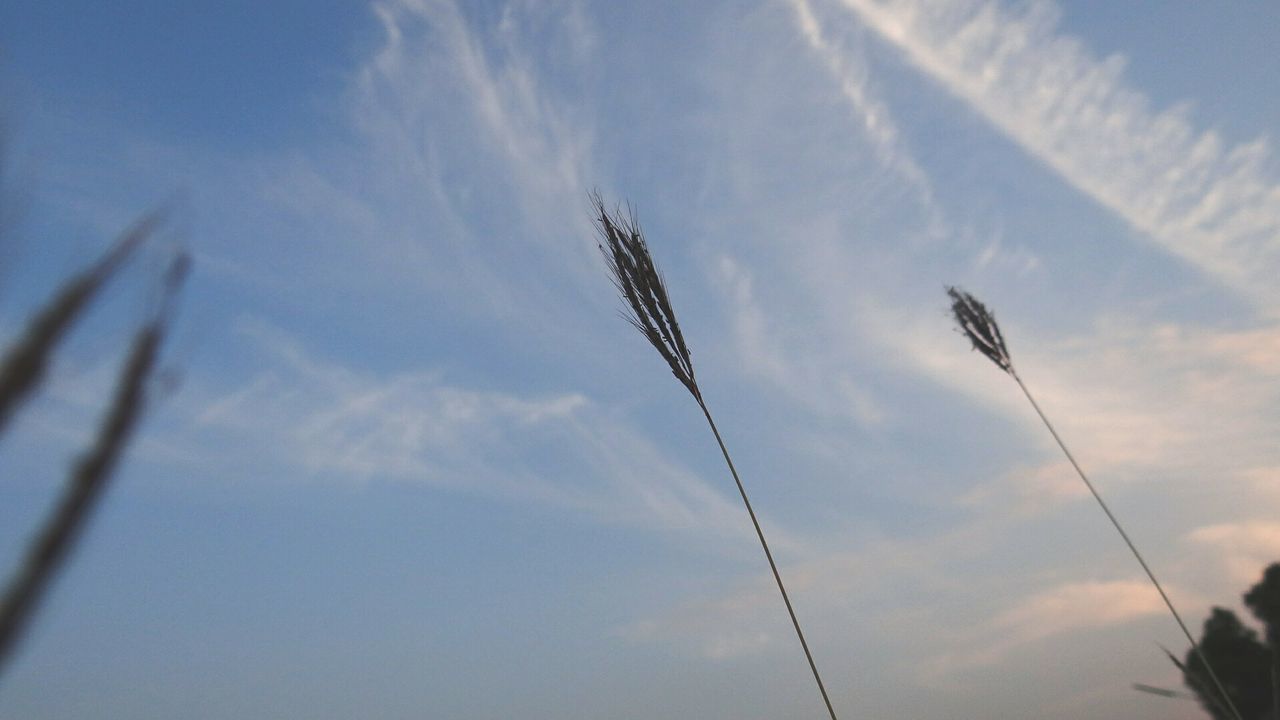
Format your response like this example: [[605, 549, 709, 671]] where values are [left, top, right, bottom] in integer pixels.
[[594, 193, 840, 720], [947, 286, 1243, 720], [0, 217, 187, 680]]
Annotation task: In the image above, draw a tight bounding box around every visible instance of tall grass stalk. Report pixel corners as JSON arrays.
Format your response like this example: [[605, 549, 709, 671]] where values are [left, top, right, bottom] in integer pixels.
[[594, 194, 840, 720], [947, 286, 1243, 720], [0, 243, 187, 679]]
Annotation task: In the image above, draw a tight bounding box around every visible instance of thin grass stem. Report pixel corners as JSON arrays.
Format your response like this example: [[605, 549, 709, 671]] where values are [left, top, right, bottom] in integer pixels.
[[697, 396, 839, 720], [1010, 370, 1243, 720]]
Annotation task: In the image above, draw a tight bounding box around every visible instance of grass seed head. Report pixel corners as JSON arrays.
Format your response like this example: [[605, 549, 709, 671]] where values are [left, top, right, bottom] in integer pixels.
[[592, 192, 698, 398], [0, 211, 162, 435], [947, 286, 1013, 374]]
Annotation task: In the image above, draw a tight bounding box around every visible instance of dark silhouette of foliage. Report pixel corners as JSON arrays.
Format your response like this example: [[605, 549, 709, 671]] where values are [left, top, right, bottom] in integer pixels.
[[1183, 563, 1280, 720], [1244, 564, 1280, 647]]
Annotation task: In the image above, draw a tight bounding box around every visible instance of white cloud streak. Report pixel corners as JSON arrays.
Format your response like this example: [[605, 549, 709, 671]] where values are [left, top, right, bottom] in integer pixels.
[[1187, 522, 1280, 588], [787, 0, 939, 218], [357, 0, 598, 259], [190, 319, 756, 541], [817, 0, 1280, 310], [922, 579, 1166, 676], [712, 253, 886, 427]]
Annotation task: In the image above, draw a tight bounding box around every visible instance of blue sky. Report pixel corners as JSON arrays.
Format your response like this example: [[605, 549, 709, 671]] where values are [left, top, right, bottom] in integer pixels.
[[2, 1, 1280, 718]]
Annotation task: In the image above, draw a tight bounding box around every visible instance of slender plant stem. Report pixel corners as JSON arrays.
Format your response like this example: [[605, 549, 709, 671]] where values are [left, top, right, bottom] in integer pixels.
[[1010, 371, 1243, 720], [696, 396, 839, 720]]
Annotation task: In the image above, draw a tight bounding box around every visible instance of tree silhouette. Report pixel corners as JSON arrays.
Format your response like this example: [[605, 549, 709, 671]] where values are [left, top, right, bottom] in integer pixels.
[[1243, 564, 1280, 720], [1184, 563, 1280, 720], [1244, 565, 1280, 647]]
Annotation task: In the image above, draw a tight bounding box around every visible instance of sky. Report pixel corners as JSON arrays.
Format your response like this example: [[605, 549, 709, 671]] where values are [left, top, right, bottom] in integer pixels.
[[1, 1, 1279, 718]]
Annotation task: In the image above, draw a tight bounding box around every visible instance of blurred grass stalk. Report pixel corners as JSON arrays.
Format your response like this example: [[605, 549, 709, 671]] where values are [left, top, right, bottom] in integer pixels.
[[594, 193, 840, 720], [947, 286, 1243, 720], [0, 219, 188, 680]]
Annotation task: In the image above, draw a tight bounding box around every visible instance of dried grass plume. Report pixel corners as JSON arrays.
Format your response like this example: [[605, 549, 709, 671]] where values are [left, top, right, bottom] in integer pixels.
[[947, 286, 1012, 375], [592, 191, 698, 399]]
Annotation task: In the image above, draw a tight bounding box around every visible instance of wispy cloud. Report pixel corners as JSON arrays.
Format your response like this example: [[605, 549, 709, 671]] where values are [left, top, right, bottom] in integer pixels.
[[711, 253, 886, 427], [922, 579, 1166, 677], [354, 0, 600, 282], [1187, 522, 1280, 588], [786, 0, 943, 236], [8, 0, 605, 351], [787, 0, 925, 185], [813, 0, 1280, 309], [163, 0, 610, 347], [188, 319, 756, 540]]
